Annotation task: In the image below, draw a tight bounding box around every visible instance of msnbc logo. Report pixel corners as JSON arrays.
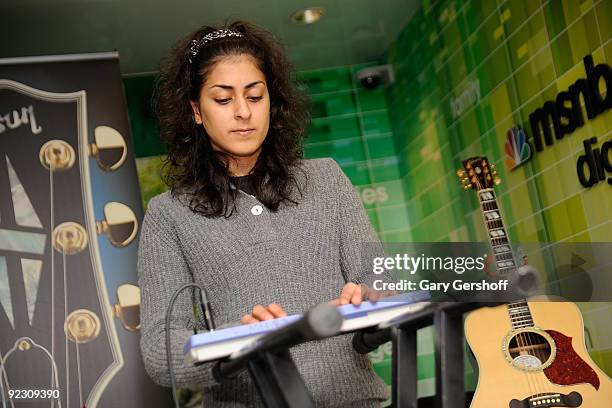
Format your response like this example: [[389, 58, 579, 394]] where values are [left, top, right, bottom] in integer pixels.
[[505, 126, 532, 170]]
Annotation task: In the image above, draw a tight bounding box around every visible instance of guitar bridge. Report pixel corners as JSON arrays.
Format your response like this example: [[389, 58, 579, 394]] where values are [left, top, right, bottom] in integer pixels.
[[509, 391, 582, 407]]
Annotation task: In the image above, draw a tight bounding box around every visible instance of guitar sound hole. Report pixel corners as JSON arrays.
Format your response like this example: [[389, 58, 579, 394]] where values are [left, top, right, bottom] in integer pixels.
[[508, 331, 552, 370]]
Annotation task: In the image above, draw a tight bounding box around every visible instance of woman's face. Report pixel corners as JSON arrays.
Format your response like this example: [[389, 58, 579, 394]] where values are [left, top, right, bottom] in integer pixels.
[[190, 54, 270, 170]]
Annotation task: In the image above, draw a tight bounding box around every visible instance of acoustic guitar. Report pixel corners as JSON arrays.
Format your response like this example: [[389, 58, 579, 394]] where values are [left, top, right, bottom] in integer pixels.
[[457, 156, 611, 408]]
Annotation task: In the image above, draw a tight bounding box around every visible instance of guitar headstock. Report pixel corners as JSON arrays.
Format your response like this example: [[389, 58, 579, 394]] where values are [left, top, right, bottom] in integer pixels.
[[0, 79, 142, 406], [456, 156, 501, 191]]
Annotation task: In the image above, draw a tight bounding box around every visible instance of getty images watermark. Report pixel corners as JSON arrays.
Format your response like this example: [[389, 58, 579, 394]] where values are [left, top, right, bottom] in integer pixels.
[[371, 253, 510, 293], [360, 242, 612, 303]]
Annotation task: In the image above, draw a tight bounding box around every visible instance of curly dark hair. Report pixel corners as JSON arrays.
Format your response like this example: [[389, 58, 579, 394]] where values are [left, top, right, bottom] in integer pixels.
[[154, 20, 310, 217]]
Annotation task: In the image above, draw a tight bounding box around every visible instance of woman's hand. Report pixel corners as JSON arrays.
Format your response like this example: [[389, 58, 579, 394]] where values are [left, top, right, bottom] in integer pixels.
[[330, 282, 380, 306], [240, 303, 287, 324]]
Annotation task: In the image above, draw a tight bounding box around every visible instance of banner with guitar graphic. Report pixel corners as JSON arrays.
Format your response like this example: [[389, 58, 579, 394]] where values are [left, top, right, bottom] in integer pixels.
[[0, 53, 172, 407]]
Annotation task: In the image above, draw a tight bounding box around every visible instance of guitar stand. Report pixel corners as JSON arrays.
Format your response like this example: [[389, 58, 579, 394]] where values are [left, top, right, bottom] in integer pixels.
[[246, 348, 313, 408]]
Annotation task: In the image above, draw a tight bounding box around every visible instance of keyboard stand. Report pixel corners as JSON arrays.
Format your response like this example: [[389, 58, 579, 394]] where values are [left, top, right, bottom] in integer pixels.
[[353, 301, 506, 408], [246, 348, 313, 408], [213, 303, 343, 408]]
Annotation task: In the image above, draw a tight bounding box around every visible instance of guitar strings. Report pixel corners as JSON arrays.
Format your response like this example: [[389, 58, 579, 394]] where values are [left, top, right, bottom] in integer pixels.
[[76, 341, 83, 408], [488, 194, 546, 396], [0, 349, 13, 408], [518, 302, 544, 395], [49, 165, 56, 402], [529, 304, 549, 396], [63, 250, 69, 408], [480, 187, 538, 398]]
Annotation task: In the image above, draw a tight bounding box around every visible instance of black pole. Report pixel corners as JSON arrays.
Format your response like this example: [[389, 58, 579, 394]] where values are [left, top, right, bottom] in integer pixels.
[[247, 349, 314, 408]]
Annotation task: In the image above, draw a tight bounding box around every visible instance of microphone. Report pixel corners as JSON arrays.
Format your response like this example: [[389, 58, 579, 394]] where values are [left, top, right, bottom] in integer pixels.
[[214, 302, 343, 381]]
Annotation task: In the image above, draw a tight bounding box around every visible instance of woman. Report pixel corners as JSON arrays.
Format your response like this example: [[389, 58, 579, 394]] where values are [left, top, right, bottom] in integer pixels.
[[138, 21, 389, 407]]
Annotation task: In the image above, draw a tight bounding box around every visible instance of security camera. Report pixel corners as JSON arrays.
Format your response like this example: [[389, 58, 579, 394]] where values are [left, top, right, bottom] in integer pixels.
[[355, 65, 395, 90]]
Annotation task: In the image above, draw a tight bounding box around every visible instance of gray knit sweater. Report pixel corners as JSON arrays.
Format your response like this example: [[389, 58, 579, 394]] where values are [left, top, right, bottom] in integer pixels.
[[137, 158, 389, 407]]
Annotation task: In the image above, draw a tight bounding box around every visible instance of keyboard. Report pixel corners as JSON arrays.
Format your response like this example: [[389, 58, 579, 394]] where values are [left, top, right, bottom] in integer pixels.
[[184, 291, 430, 365]]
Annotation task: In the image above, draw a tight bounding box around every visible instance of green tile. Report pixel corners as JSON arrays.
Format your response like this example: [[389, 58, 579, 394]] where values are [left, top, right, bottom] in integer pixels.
[[467, 10, 506, 64], [500, 0, 541, 37], [297, 67, 353, 94], [371, 157, 401, 183], [550, 10, 601, 76], [340, 162, 371, 185], [357, 86, 388, 112], [596, 1, 612, 42], [407, 195, 426, 221], [362, 111, 392, 135], [477, 45, 512, 98], [440, 17, 464, 60], [542, 195, 588, 240], [380, 228, 413, 242], [366, 208, 381, 231], [518, 82, 558, 128], [304, 139, 365, 164], [446, 45, 470, 91], [307, 116, 361, 143], [310, 91, 357, 118], [374, 180, 407, 207], [544, 0, 585, 38], [514, 48, 555, 105], [507, 10, 547, 71], [378, 205, 411, 231], [366, 135, 396, 159], [456, 108, 481, 147], [464, 0, 499, 33], [420, 190, 436, 218]]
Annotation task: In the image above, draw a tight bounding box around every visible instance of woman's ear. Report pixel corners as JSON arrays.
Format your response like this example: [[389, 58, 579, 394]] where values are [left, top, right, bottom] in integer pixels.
[[189, 100, 203, 124]]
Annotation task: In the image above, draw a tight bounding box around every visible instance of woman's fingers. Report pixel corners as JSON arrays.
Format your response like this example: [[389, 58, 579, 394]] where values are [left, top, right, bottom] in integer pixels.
[[335, 283, 377, 305], [339, 282, 357, 305], [351, 284, 364, 305], [242, 303, 287, 324], [252, 304, 275, 321], [240, 314, 259, 324], [267, 303, 287, 318]]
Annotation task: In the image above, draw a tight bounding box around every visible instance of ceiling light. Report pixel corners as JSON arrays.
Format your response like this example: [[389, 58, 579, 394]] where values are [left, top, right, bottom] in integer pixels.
[[291, 7, 325, 25]]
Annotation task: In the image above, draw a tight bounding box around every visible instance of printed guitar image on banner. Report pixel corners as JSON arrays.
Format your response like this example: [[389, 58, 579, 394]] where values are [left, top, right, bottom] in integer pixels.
[[457, 157, 612, 408], [0, 55, 171, 407]]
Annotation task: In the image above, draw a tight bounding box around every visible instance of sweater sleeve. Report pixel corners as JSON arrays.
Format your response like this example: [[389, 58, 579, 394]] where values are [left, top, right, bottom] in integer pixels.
[[327, 159, 385, 287], [137, 195, 222, 389]]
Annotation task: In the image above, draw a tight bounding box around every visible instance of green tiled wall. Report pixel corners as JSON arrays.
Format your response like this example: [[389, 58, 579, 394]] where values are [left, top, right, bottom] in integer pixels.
[[299, 64, 411, 241], [385, 0, 612, 391]]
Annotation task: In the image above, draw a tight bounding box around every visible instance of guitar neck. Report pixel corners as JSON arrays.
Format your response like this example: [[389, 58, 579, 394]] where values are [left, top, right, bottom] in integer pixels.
[[477, 188, 534, 329], [478, 188, 517, 276]]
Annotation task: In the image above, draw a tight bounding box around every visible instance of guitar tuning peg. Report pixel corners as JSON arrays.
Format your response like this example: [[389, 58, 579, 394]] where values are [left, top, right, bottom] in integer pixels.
[[490, 163, 496, 170], [39, 140, 76, 171], [463, 184, 473, 190], [96, 202, 138, 247], [494, 177, 502, 185], [89, 126, 127, 172], [114, 284, 141, 332], [456, 169, 466, 178]]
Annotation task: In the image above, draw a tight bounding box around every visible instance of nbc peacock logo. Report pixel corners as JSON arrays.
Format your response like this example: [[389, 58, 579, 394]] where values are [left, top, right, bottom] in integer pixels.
[[505, 126, 532, 170]]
